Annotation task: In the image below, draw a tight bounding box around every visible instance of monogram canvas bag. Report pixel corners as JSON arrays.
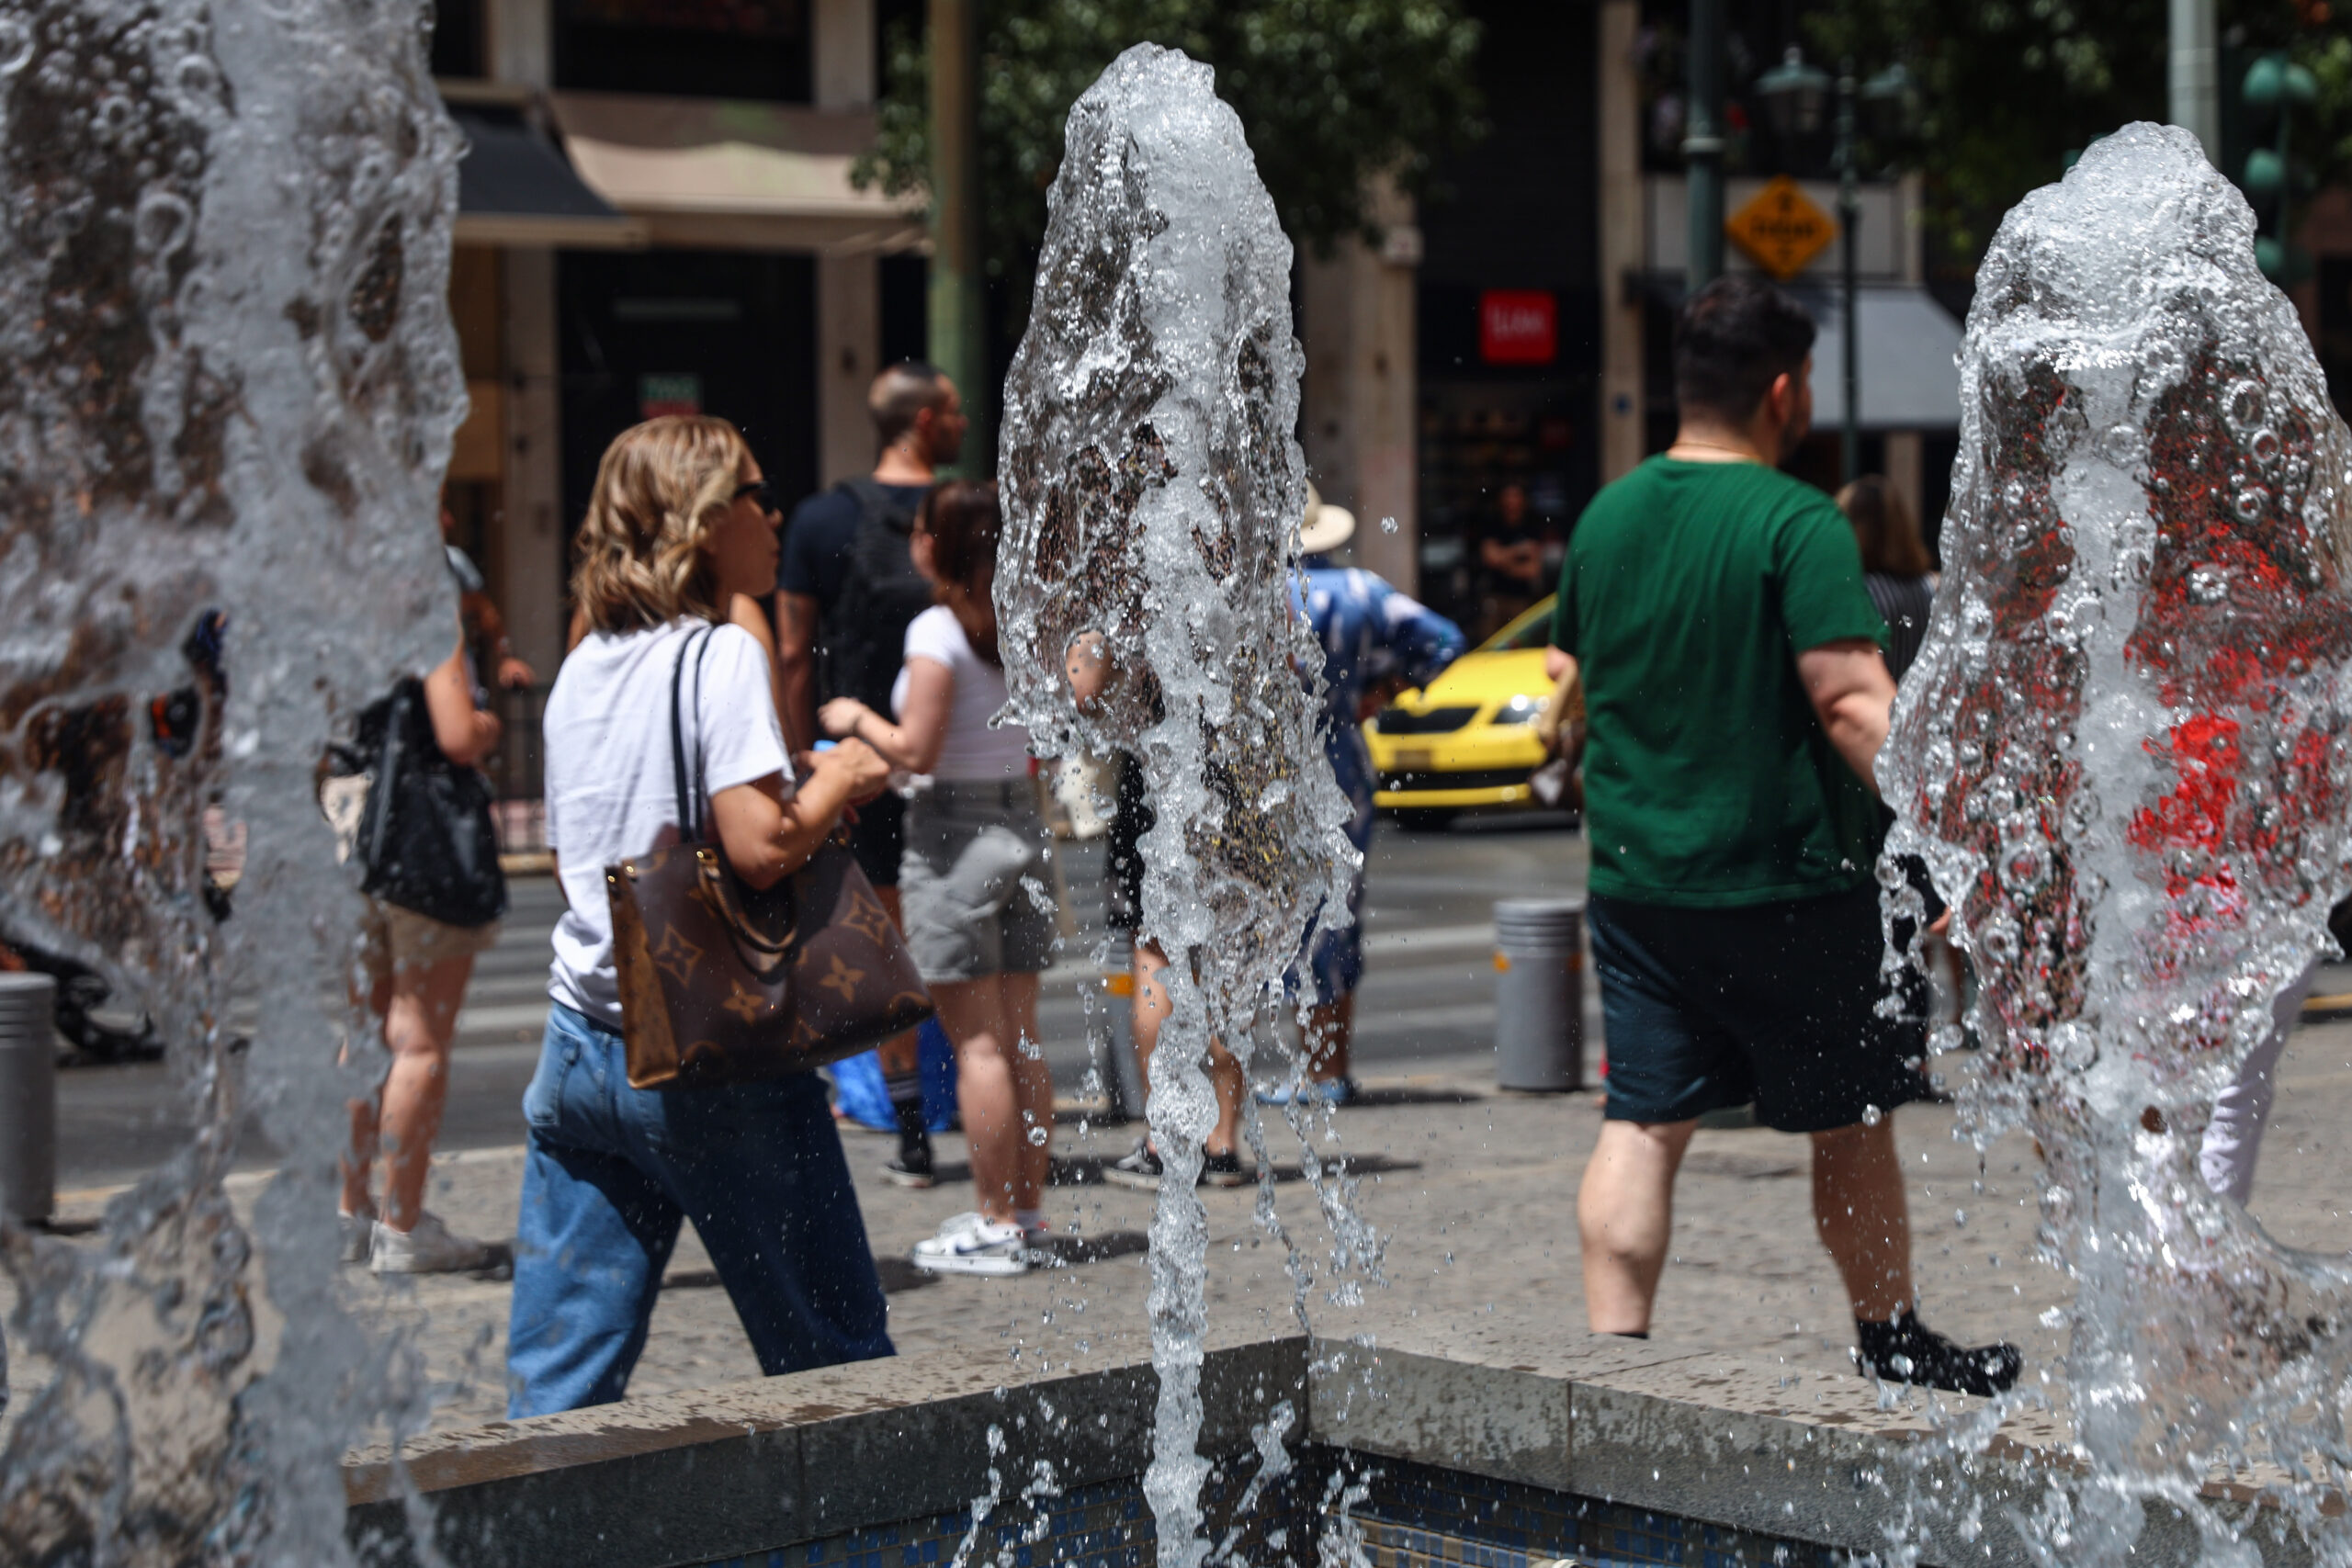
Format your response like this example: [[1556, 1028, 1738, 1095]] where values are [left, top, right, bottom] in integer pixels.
[[605, 626, 934, 1090]]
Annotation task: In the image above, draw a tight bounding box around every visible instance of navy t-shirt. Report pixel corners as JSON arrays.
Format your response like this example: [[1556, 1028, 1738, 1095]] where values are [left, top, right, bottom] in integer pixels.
[[776, 481, 930, 610]]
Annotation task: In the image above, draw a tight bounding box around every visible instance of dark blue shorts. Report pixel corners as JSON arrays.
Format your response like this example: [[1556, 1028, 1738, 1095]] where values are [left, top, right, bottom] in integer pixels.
[[1589, 886, 1928, 1134]]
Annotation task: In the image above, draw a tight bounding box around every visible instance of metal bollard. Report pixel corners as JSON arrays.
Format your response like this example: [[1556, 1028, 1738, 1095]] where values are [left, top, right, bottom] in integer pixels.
[[0, 974, 57, 1224], [1493, 898, 1586, 1092], [1091, 930, 1151, 1124]]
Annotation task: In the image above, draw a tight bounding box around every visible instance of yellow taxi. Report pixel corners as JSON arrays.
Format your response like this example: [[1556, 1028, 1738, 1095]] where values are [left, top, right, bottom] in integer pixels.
[[1365, 597, 1561, 825]]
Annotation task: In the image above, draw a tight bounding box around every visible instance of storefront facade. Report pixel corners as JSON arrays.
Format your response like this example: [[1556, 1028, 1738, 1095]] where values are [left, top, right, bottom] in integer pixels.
[[431, 0, 920, 680]]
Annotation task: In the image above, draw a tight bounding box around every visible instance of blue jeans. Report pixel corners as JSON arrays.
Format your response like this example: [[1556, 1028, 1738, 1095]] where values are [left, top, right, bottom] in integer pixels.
[[506, 1004, 893, 1417]]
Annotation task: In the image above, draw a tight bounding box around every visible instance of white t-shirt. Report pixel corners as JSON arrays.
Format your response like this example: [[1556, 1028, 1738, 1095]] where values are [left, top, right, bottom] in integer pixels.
[[890, 605, 1032, 782], [543, 620, 790, 1026]]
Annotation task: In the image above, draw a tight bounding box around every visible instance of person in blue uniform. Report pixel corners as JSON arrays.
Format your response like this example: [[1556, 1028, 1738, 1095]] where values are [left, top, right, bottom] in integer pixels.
[[1262, 488, 1466, 1105]]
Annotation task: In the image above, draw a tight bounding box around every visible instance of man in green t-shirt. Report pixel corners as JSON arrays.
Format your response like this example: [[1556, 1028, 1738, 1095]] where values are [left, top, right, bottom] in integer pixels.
[[1547, 276, 2018, 1397]]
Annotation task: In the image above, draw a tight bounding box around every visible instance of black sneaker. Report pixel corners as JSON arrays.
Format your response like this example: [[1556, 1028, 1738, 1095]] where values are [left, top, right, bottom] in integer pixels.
[[1103, 1141, 1164, 1191], [1855, 1309, 2022, 1397], [883, 1141, 936, 1190], [1105, 1142, 1249, 1190]]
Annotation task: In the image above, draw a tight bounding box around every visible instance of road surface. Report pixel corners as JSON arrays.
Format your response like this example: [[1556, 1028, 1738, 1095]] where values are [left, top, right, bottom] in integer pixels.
[[55, 811, 1590, 1193]]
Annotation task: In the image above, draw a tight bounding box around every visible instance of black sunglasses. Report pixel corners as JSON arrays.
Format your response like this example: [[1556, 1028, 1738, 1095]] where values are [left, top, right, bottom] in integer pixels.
[[733, 479, 777, 513]]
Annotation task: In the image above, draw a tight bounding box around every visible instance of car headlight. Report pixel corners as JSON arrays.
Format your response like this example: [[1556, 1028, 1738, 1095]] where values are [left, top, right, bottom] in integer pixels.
[[1489, 694, 1547, 726]]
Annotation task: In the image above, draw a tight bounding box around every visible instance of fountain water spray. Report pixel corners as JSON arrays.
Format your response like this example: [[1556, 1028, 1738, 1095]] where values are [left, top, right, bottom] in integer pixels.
[[0, 1, 461, 1560], [1884, 123, 2352, 1561], [997, 44, 1356, 1568]]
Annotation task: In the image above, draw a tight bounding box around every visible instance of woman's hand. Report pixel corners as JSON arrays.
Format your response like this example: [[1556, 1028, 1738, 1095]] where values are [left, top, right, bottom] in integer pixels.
[[1065, 631, 1109, 708], [810, 736, 892, 804], [711, 742, 890, 892], [818, 697, 871, 741]]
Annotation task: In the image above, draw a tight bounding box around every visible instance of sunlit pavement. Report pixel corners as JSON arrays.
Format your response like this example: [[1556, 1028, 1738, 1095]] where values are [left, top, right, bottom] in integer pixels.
[[32, 812, 2352, 1438]]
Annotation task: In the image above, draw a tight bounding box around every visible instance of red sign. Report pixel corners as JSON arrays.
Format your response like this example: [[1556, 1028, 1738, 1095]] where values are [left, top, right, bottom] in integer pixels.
[[1479, 289, 1556, 366]]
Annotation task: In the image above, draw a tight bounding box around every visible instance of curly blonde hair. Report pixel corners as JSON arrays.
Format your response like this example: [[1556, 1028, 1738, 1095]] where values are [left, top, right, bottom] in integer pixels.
[[570, 415, 752, 635]]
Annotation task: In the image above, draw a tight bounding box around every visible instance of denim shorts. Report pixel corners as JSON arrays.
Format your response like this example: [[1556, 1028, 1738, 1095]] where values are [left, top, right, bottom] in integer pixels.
[[899, 780, 1056, 983], [1589, 885, 1928, 1134]]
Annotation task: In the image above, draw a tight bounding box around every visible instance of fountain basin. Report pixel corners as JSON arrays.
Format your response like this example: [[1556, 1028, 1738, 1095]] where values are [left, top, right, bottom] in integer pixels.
[[344, 1324, 2311, 1568]]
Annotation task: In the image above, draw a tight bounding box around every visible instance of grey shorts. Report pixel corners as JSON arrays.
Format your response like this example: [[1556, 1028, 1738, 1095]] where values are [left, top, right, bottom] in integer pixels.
[[899, 781, 1057, 983]]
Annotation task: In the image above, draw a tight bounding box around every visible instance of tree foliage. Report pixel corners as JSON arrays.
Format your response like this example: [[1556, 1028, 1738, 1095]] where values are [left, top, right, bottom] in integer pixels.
[[1804, 0, 2352, 265], [853, 1, 1484, 325]]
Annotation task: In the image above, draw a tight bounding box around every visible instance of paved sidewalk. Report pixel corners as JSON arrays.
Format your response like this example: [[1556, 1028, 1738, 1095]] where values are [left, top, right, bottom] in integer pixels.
[[255, 1063, 2063, 1432], [30, 1017, 2352, 1438]]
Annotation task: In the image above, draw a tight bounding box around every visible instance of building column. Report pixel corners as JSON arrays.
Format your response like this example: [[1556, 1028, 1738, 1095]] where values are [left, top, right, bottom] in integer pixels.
[[486, 0, 549, 86], [817, 255, 880, 485], [502, 247, 566, 676], [815, 0, 880, 487], [1301, 179, 1420, 594], [1598, 0, 1645, 482], [814, 0, 875, 108], [483, 0, 559, 673]]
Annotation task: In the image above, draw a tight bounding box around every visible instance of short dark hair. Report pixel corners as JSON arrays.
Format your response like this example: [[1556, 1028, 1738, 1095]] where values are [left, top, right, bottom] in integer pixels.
[[870, 361, 952, 446], [1673, 276, 1817, 422]]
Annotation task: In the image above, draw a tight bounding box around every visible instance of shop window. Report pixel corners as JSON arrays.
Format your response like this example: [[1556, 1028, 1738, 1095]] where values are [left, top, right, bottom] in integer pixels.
[[2320, 256, 2352, 422], [431, 0, 485, 79], [554, 0, 811, 102], [1416, 383, 1596, 638]]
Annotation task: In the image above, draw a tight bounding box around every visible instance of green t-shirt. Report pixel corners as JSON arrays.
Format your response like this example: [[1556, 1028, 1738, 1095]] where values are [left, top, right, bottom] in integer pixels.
[[1550, 457, 1888, 907]]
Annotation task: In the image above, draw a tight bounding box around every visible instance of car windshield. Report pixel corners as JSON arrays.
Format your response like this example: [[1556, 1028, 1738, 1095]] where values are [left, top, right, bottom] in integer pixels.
[[1480, 596, 1555, 653]]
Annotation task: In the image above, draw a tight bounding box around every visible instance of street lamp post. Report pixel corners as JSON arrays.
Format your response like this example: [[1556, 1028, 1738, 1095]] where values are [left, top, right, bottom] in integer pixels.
[[1835, 58, 1860, 485], [928, 0, 988, 477], [1757, 49, 1913, 485], [1685, 0, 1727, 288]]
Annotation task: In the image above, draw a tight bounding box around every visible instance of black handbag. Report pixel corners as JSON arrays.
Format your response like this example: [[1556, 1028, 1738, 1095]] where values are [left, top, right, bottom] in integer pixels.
[[350, 678, 508, 929]]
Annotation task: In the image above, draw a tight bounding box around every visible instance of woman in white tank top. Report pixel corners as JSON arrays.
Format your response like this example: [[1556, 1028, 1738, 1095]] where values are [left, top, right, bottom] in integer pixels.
[[820, 481, 1057, 1276]]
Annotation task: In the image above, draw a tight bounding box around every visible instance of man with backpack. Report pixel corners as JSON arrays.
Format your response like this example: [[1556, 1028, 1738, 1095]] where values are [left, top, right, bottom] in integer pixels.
[[775, 362, 966, 1185]]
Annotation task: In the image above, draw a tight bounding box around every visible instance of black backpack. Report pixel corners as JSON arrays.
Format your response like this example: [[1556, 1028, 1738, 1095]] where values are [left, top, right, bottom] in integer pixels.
[[345, 679, 508, 929], [820, 478, 936, 713]]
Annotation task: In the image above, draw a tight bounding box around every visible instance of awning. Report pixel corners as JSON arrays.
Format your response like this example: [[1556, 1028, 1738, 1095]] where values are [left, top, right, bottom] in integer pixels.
[[549, 92, 927, 255], [1638, 275, 1965, 431], [449, 101, 646, 249], [1795, 283, 1965, 432]]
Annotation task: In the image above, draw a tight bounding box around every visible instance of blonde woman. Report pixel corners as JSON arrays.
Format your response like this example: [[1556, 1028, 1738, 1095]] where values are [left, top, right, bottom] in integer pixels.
[[508, 416, 895, 1416]]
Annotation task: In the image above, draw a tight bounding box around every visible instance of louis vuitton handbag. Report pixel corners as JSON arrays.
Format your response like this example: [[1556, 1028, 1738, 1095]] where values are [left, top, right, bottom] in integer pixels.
[[605, 625, 935, 1090]]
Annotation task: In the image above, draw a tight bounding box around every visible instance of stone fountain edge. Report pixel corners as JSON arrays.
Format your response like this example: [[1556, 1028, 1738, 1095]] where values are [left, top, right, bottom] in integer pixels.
[[342, 1322, 2308, 1568]]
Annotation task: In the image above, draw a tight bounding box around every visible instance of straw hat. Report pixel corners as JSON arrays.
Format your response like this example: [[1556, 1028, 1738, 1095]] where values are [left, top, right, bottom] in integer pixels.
[[1299, 482, 1356, 555]]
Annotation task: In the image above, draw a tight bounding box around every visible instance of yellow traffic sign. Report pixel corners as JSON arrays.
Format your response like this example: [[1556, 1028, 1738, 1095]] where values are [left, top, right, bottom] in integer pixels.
[[1725, 176, 1838, 279]]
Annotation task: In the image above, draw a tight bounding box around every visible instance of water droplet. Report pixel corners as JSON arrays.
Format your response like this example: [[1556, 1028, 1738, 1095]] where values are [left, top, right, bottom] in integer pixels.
[[1378, 515, 1398, 534], [1025, 1125, 1048, 1146], [176, 55, 218, 99], [135, 191, 192, 257], [2224, 379, 2267, 434], [1860, 1103, 1883, 1126]]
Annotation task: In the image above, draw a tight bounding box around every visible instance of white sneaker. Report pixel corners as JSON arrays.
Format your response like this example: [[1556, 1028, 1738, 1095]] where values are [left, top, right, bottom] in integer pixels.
[[910, 1212, 1030, 1277], [338, 1211, 375, 1266], [370, 1212, 497, 1275]]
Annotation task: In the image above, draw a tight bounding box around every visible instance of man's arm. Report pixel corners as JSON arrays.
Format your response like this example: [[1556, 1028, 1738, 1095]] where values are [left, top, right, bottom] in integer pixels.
[[1544, 647, 1577, 683], [1795, 638, 1896, 794], [774, 591, 820, 754]]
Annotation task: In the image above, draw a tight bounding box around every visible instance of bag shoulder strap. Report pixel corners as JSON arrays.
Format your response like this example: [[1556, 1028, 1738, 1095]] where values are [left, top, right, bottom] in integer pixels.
[[361, 678, 419, 867], [668, 623, 718, 843]]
